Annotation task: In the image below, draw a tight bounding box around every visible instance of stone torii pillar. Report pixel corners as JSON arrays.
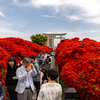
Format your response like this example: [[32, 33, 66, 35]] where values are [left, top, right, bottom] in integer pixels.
[[43, 33, 67, 49]]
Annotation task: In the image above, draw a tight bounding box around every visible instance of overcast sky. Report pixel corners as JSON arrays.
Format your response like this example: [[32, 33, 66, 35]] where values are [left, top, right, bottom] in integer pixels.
[[0, 0, 100, 46]]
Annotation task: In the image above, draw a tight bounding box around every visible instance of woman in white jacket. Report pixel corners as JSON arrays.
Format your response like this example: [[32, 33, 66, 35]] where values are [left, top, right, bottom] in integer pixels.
[[37, 68, 62, 100]]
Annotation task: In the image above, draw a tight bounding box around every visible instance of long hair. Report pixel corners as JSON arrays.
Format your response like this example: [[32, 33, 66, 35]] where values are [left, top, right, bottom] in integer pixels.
[[7, 57, 16, 69]]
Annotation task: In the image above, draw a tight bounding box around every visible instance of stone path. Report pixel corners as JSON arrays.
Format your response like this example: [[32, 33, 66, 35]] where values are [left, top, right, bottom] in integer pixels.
[[33, 90, 37, 100], [33, 80, 47, 100], [33, 56, 58, 100]]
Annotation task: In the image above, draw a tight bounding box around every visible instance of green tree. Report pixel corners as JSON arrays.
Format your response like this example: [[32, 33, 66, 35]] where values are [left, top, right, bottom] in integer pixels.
[[30, 34, 47, 46]]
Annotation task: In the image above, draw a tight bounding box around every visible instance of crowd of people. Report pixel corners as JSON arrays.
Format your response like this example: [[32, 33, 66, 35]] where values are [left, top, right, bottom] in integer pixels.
[[0, 50, 62, 100]]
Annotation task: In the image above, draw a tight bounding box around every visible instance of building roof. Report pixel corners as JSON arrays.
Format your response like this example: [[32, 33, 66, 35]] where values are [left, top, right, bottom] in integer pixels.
[[43, 33, 67, 35]]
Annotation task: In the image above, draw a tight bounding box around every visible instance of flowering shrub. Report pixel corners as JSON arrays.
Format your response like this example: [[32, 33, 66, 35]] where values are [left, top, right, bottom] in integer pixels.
[[0, 37, 52, 99], [55, 37, 100, 100]]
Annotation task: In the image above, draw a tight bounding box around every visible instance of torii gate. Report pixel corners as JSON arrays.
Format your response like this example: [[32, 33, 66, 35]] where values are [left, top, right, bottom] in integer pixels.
[[43, 33, 67, 49]]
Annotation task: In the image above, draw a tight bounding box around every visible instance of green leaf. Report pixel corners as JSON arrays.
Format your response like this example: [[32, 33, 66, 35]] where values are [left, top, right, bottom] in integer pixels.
[[30, 34, 47, 46]]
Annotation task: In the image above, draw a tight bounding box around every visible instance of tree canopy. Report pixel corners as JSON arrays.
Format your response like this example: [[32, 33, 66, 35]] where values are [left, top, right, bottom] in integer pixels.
[[30, 34, 47, 46]]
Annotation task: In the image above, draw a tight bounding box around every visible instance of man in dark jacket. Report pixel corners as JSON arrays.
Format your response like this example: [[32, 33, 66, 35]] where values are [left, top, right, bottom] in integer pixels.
[[29, 55, 40, 99], [41, 53, 51, 84], [0, 82, 5, 100], [38, 50, 44, 66]]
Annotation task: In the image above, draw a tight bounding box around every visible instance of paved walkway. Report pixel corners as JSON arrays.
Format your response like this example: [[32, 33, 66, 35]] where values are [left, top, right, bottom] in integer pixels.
[[51, 56, 56, 68], [33, 90, 37, 100], [33, 56, 57, 100], [33, 80, 47, 100]]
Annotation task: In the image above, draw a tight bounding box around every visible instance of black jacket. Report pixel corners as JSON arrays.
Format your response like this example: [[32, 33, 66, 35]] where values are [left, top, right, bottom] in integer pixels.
[[5, 66, 18, 86]]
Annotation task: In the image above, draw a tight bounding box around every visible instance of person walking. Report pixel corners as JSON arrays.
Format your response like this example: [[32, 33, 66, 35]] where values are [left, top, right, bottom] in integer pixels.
[[47, 53, 51, 68], [41, 54, 51, 84], [29, 55, 40, 99], [38, 50, 44, 66], [50, 50, 54, 56], [6, 57, 18, 100], [0, 82, 5, 100], [44, 51, 47, 61], [15, 57, 37, 100], [37, 68, 62, 100]]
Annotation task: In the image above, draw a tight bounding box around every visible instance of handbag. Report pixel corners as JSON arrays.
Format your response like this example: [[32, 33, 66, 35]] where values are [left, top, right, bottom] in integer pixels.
[[7, 86, 16, 93]]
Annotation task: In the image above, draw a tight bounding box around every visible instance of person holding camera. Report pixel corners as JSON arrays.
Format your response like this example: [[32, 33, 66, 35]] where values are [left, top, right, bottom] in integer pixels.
[[29, 55, 40, 99], [15, 57, 37, 100]]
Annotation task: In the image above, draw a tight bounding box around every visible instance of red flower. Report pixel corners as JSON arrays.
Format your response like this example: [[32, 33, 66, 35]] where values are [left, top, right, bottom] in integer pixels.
[[0, 37, 52, 100], [55, 37, 100, 100]]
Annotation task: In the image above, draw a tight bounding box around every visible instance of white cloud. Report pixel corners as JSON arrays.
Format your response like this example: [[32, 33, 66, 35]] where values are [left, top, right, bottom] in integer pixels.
[[13, 0, 100, 24], [0, 21, 11, 27], [0, 12, 4, 17], [45, 29, 100, 47], [41, 15, 57, 19], [20, 22, 28, 27], [30, 0, 62, 7], [12, 0, 30, 7], [66, 15, 82, 20], [0, 28, 100, 48], [66, 29, 100, 41], [0, 28, 32, 41]]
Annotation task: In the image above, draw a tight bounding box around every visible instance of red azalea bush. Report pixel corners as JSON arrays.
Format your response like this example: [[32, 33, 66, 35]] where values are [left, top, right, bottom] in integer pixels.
[[55, 37, 100, 100], [0, 37, 52, 99]]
